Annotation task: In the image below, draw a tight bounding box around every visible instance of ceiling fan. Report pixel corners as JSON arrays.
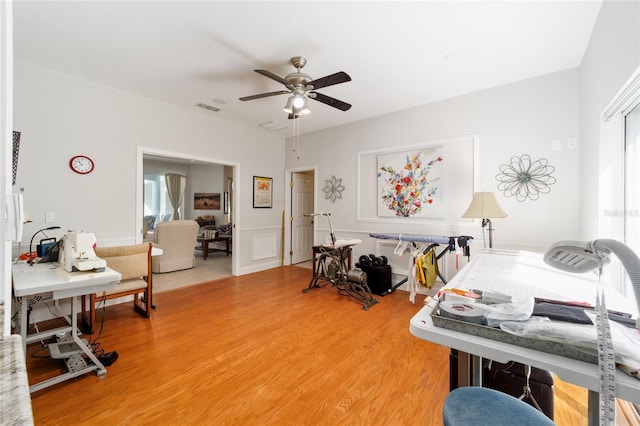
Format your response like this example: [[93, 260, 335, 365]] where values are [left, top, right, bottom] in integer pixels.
[[239, 56, 352, 119]]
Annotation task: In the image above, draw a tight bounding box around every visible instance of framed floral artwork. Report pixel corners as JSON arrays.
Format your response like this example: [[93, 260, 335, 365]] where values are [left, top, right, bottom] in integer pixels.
[[356, 135, 477, 223], [377, 146, 444, 217]]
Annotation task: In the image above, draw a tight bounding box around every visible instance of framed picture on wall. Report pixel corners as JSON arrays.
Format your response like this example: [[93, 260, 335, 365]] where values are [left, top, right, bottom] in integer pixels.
[[356, 134, 478, 224], [194, 193, 220, 210], [253, 176, 272, 208]]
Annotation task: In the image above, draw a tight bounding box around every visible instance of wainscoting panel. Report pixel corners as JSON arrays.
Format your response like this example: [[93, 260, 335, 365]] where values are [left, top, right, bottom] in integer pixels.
[[252, 232, 277, 261]]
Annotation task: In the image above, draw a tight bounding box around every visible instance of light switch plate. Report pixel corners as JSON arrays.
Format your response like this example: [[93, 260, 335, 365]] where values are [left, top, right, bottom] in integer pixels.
[[45, 211, 55, 223]]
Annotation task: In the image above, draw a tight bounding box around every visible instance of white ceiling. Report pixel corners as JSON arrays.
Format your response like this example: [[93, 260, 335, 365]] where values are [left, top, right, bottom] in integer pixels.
[[13, 1, 602, 135]]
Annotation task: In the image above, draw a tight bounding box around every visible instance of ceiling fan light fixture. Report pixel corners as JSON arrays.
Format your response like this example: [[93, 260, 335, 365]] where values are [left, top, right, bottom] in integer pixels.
[[283, 97, 294, 113], [292, 94, 306, 109]]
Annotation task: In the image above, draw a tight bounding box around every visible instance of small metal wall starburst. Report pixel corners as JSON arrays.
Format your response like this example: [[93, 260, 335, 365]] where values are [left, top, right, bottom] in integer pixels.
[[496, 154, 556, 202], [322, 175, 345, 203]]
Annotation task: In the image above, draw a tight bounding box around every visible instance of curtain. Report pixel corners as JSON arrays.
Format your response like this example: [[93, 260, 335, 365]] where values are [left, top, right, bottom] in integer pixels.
[[165, 173, 186, 220]]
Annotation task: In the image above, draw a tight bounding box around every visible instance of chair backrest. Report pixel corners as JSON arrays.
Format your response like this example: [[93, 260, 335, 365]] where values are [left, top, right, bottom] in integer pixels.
[[95, 243, 150, 281], [154, 220, 199, 252], [151, 220, 199, 273]]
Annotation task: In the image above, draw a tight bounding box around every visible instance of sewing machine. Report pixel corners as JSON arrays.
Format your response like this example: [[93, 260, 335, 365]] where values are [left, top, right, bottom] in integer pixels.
[[59, 231, 106, 272], [302, 213, 378, 310]]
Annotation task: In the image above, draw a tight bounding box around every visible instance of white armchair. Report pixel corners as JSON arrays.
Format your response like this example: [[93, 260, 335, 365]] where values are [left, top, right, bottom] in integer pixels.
[[152, 220, 199, 273]]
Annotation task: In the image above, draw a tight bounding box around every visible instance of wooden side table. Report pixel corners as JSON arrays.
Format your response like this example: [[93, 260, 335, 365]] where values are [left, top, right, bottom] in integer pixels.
[[197, 235, 231, 259]]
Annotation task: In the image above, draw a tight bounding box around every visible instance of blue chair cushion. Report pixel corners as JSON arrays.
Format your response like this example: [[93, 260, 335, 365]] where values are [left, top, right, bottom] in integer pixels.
[[443, 387, 555, 426]]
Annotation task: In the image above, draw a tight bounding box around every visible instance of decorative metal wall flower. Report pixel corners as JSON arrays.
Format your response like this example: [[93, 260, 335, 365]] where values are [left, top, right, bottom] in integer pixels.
[[323, 175, 345, 203], [496, 154, 556, 202]]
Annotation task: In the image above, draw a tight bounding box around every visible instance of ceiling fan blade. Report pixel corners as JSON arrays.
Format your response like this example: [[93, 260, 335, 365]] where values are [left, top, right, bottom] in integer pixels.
[[307, 71, 351, 90], [239, 90, 290, 101], [310, 92, 352, 111], [288, 113, 299, 120], [255, 69, 292, 88]]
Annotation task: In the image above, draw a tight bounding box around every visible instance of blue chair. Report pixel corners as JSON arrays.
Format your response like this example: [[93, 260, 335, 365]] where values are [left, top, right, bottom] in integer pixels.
[[443, 387, 555, 426]]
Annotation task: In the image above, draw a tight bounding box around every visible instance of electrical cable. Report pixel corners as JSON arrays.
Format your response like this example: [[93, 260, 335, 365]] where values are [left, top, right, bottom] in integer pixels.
[[89, 295, 108, 346]]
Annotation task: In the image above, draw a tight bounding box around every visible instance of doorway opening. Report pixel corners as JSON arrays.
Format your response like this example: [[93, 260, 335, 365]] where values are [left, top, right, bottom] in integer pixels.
[[285, 167, 316, 265], [136, 146, 239, 277]]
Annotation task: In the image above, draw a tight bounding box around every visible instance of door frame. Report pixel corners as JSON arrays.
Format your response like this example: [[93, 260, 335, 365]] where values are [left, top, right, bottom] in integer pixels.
[[284, 165, 317, 266], [136, 146, 240, 276]]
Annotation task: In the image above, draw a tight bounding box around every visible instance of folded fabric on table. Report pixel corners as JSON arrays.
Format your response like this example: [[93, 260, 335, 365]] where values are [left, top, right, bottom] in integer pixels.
[[532, 302, 593, 324]]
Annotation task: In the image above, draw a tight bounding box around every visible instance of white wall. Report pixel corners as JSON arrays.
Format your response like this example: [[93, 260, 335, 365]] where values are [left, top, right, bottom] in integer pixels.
[[579, 0, 640, 240], [286, 69, 581, 266], [1, 0, 13, 334], [12, 61, 286, 274]]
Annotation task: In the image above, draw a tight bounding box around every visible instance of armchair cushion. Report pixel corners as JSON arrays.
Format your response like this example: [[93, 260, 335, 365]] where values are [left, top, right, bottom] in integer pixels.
[[152, 220, 199, 273]]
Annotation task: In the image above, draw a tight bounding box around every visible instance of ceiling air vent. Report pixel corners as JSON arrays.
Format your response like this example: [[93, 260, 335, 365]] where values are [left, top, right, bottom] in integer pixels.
[[259, 121, 288, 131], [196, 103, 221, 112]]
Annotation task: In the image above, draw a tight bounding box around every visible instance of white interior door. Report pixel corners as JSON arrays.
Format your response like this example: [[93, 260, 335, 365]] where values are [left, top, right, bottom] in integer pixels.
[[291, 171, 314, 264]]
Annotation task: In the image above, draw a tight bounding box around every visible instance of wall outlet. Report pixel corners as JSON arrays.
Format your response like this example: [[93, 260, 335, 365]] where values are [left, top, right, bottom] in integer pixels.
[[567, 137, 577, 149], [45, 211, 55, 223]]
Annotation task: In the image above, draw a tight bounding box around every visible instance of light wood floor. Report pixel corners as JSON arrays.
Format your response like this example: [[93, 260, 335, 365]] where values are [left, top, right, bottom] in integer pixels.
[[25, 265, 638, 425]]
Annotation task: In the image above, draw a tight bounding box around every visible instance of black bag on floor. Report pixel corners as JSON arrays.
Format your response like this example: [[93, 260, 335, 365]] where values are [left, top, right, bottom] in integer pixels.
[[358, 264, 392, 296]]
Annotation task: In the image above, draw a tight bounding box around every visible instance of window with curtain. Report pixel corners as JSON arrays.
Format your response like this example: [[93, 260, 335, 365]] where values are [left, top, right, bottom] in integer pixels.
[[624, 104, 640, 298], [144, 173, 182, 226], [601, 66, 640, 298]]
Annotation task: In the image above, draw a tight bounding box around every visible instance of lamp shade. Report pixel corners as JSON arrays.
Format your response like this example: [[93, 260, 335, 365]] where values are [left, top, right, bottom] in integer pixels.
[[283, 96, 294, 113], [461, 192, 508, 219]]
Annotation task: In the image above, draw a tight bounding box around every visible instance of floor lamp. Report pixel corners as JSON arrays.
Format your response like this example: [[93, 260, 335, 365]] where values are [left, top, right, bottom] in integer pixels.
[[462, 192, 507, 248]]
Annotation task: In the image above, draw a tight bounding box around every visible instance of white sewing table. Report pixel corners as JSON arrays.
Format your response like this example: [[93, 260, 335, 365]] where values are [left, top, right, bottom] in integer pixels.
[[12, 262, 121, 393], [410, 249, 640, 426]]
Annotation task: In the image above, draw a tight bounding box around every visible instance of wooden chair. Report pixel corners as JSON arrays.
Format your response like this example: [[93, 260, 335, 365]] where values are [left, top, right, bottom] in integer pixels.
[[81, 243, 152, 334]]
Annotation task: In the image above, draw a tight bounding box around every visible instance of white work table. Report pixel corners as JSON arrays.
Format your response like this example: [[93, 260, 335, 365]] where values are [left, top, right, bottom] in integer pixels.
[[12, 262, 121, 393], [410, 249, 640, 426]]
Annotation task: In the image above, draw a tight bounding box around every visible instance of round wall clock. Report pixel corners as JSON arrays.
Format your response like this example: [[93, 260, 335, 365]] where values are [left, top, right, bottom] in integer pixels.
[[69, 155, 95, 174]]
